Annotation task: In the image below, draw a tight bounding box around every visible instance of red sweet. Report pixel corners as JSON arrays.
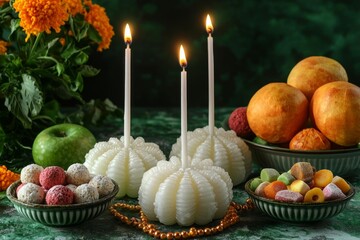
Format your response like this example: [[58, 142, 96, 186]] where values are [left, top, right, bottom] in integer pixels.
[[39, 166, 66, 190], [46, 185, 74, 205], [228, 107, 254, 138]]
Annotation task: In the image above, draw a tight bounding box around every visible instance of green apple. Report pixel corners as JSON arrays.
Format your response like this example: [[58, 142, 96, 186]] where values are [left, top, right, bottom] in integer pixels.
[[32, 123, 96, 169]]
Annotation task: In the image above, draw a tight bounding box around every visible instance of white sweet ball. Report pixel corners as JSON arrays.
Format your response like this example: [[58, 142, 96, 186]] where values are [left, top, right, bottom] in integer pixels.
[[20, 164, 44, 185], [74, 184, 99, 203], [170, 126, 252, 185], [17, 183, 45, 204], [84, 137, 165, 198], [66, 163, 91, 186], [89, 175, 114, 197], [138, 156, 233, 226]]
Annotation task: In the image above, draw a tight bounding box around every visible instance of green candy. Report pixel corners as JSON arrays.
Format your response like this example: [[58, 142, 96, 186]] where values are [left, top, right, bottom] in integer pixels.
[[277, 172, 295, 185], [250, 178, 263, 191], [260, 168, 280, 182]]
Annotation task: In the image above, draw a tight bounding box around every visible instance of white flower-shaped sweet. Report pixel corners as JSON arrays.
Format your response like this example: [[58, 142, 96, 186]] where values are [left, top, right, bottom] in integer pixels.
[[84, 137, 165, 198], [138, 156, 233, 226], [170, 126, 252, 186]]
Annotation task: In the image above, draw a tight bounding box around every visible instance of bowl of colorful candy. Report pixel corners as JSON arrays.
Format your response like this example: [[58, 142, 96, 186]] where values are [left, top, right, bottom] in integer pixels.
[[243, 138, 360, 177], [6, 163, 119, 226], [244, 162, 355, 222]]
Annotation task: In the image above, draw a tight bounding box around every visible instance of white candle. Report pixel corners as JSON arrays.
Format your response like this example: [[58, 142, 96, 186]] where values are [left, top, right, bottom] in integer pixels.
[[179, 45, 188, 169], [206, 14, 215, 135], [124, 24, 132, 148]]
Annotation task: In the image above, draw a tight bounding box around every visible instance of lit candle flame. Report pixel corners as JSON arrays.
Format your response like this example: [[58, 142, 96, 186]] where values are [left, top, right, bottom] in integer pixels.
[[124, 24, 132, 44], [179, 45, 187, 68], [206, 14, 213, 34]]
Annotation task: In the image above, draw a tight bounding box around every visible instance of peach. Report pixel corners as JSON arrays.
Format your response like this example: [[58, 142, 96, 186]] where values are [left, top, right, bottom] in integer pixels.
[[289, 128, 331, 151], [311, 81, 360, 146], [287, 56, 348, 101], [247, 82, 308, 144]]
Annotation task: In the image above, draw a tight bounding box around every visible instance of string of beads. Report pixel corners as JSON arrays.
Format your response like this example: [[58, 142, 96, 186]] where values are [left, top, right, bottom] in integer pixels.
[[109, 199, 254, 239]]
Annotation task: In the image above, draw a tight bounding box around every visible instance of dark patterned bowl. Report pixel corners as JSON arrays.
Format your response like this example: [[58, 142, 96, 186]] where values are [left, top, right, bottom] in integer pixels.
[[245, 178, 355, 222], [243, 139, 360, 176], [6, 180, 119, 226]]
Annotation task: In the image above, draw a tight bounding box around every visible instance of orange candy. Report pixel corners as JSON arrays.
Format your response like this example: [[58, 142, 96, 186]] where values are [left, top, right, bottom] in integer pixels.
[[264, 180, 287, 199], [314, 169, 333, 188], [332, 176, 351, 194], [304, 187, 325, 203]]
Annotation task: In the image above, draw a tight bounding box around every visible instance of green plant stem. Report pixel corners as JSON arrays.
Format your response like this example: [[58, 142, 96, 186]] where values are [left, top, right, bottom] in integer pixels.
[[29, 32, 43, 58]]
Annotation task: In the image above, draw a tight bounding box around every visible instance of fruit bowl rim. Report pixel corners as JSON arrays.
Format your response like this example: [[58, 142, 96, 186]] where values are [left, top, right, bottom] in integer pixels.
[[243, 139, 360, 154], [6, 179, 119, 210], [244, 178, 355, 207]]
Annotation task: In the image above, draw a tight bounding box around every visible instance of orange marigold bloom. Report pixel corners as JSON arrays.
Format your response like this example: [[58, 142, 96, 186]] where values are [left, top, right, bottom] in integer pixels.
[[64, 0, 85, 16], [0, 0, 9, 7], [59, 37, 66, 46], [0, 165, 20, 191], [84, 2, 114, 52], [0, 40, 9, 55], [13, 0, 69, 41]]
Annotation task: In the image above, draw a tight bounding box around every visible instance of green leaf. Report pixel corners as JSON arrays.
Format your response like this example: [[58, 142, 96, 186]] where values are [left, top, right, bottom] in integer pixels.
[[5, 89, 32, 129], [73, 73, 84, 92], [88, 25, 102, 43], [74, 51, 89, 65], [37, 56, 64, 76], [9, 19, 20, 40], [20, 74, 43, 117], [60, 42, 78, 60], [4, 74, 43, 128], [0, 125, 5, 157], [47, 37, 59, 50], [78, 65, 100, 77]]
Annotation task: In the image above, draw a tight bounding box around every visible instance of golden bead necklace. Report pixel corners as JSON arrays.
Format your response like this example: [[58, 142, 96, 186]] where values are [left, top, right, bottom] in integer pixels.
[[109, 199, 254, 239]]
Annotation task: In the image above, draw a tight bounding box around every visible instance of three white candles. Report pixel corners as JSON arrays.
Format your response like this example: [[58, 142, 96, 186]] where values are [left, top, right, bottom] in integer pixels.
[[179, 45, 188, 169], [124, 24, 132, 148]]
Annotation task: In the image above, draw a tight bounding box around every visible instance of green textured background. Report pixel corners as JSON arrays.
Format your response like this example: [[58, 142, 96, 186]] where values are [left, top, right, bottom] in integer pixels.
[[85, 0, 360, 108]]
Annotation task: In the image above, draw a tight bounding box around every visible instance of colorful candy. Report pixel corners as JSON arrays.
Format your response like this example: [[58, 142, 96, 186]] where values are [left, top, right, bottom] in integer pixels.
[[251, 162, 351, 204], [275, 190, 303, 203], [260, 168, 280, 182], [314, 169, 333, 188], [277, 172, 295, 185], [290, 162, 314, 182], [332, 176, 351, 194], [323, 183, 346, 201], [264, 180, 287, 199], [304, 187, 324, 203], [290, 180, 310, 195]]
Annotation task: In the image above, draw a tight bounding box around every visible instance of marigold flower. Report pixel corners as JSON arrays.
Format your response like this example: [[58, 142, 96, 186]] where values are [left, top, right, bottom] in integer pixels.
[[13, 0, 69, 41], [0, 40, 9, 55], [0, 0, 9, 7], [59, 37, 66, 46], [0, 165, 20, 191], [84, 2, 114, 52], [64, 0, 85, 16]]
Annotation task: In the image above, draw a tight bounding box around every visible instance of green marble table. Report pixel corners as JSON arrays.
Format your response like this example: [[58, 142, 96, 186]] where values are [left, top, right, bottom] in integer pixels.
[[1, 108, 359, 240]]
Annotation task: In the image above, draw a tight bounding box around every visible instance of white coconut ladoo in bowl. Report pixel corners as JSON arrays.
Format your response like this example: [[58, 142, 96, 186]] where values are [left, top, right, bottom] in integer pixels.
[[169, 126, 252, 186], [84, 136, 166, 198], [138, 156, 233, 226]]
